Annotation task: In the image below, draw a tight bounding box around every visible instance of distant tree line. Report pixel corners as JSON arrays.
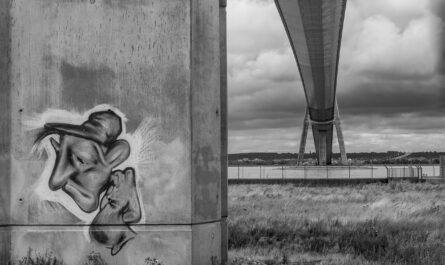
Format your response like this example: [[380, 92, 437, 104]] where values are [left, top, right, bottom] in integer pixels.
[[228, 151, 403, 161], [228, 151, 445, 165], [406, 151, 445, 159]]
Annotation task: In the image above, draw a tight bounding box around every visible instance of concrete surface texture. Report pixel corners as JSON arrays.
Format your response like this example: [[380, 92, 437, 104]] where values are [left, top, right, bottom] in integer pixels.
[[0, 0, 226, 264], [219, 0, 228, 262]]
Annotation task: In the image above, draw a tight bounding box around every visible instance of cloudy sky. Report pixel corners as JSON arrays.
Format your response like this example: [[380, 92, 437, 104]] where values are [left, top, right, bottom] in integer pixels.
[[227, 0, 445, 154]]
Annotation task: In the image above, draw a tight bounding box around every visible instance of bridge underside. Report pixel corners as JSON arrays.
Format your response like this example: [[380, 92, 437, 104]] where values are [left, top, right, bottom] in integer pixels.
[[275, 0, 347, 165]]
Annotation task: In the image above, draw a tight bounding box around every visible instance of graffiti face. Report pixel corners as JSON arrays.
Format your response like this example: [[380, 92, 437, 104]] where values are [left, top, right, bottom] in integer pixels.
[[90, 168, 141, 255], [33, 107, 145, 255], [49, 135, 130, 213]]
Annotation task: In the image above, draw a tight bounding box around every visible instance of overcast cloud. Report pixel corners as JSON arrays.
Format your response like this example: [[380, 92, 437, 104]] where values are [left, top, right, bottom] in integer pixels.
[[227, 0, 445, 153]]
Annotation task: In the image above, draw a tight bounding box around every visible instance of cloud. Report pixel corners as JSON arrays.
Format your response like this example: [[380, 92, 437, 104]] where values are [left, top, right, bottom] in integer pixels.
[[227, 0, 288, 57], [229, 114, 445, 153], [237, 48, 299, 83], [341, 7, 441, 80], [347, 0, 431, 28], [337, 81, 445, 116], [229, 128, 301, 153]]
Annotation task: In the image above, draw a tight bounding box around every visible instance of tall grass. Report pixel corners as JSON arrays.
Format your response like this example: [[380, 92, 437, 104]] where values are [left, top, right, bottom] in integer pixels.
[[228, 182, 445, 265], [13, 248, 65, 265], [11, 250, 164, 265]]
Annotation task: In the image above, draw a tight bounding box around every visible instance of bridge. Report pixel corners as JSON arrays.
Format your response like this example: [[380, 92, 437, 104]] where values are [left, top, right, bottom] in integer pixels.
[[275, 0, 348, 165]]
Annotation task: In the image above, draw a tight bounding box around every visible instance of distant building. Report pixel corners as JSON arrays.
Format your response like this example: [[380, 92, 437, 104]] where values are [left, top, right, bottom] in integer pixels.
[[252, 158, 265, 164]]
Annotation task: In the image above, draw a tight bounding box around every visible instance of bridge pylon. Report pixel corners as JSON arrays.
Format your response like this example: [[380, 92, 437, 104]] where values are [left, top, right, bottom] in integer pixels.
[[298, 101, 348, 165]]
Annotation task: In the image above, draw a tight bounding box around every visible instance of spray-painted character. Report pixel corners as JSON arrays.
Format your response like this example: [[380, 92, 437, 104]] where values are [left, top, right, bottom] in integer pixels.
[[35, 110, 131, 213], [35, 109, 145, 255], [90, 167, 142, 255]]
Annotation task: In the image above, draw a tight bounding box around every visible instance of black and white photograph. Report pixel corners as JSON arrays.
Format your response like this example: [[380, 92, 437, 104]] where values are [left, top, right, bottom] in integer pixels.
[[0, 0, 444, 264]]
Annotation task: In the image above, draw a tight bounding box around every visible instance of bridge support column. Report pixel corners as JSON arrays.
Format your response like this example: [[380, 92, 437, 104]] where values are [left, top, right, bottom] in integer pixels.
[[334, 102, 348, 165], [297, 108, 311, 165], [0, 0, 225, 264], [312, 123, 333, 165], [298, 102, 347, 165]]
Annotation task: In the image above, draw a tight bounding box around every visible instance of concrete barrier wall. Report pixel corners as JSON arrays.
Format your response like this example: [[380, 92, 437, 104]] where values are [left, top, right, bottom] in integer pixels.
[[388, 167, 421, 178], [0, 0, 224, 264], [228, 178, 389, 186]]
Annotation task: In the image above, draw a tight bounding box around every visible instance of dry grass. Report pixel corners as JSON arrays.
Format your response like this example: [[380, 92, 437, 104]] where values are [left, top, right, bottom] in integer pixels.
[[10, 251, 164, 265], [228, 182, 445, 265]]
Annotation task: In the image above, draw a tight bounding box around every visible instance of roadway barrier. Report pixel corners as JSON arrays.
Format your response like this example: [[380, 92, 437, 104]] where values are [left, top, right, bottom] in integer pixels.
[[227, 165, 429, 185], [228, 178, 388, 186], [386, 166, 422, 179]]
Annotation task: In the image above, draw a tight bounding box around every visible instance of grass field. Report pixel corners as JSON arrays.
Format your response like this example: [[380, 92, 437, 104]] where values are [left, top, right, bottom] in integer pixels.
[[227, 182, 445, 265]]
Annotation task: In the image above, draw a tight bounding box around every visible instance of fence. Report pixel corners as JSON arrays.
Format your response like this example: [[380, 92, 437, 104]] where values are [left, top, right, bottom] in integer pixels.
[[230, 165, 383, 179], [228, 165, 441, 180], [385, 166, 422, 179]]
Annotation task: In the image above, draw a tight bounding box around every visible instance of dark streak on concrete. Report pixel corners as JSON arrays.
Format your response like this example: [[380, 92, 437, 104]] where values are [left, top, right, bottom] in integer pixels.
[[61, 61, 115, 109], [194, 147, 219, 221], [43, 0, 88, 3], [103, 0, 150, 9], [219, 4, 228, 263], [0, 0, 12, 262], [41, 46, 55, 92], [28, 200, 82, 224], [219, 3, 228, 219]]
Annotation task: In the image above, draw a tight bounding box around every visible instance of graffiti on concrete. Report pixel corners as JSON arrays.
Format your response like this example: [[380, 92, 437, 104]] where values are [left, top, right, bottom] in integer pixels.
[[34, 110, 131, 213], [31, 105, 153, 255], [90, 168, 142, 255]]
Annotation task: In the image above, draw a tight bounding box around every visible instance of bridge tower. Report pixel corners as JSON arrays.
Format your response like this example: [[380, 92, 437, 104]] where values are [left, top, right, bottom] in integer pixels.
[[298, 102, 348, 165]]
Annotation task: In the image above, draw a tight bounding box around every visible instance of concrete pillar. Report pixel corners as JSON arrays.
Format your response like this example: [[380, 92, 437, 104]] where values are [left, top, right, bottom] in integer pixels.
[[312, 123, 333, 165], [219, 0, 228, 264], [297, 108, 310, 165], [0, 0, 224, 264], [334, 101, 347, 165]]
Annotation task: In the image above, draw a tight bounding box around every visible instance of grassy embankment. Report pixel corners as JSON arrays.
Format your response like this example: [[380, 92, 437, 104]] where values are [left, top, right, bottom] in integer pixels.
[[228, 182, 445, 265]]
